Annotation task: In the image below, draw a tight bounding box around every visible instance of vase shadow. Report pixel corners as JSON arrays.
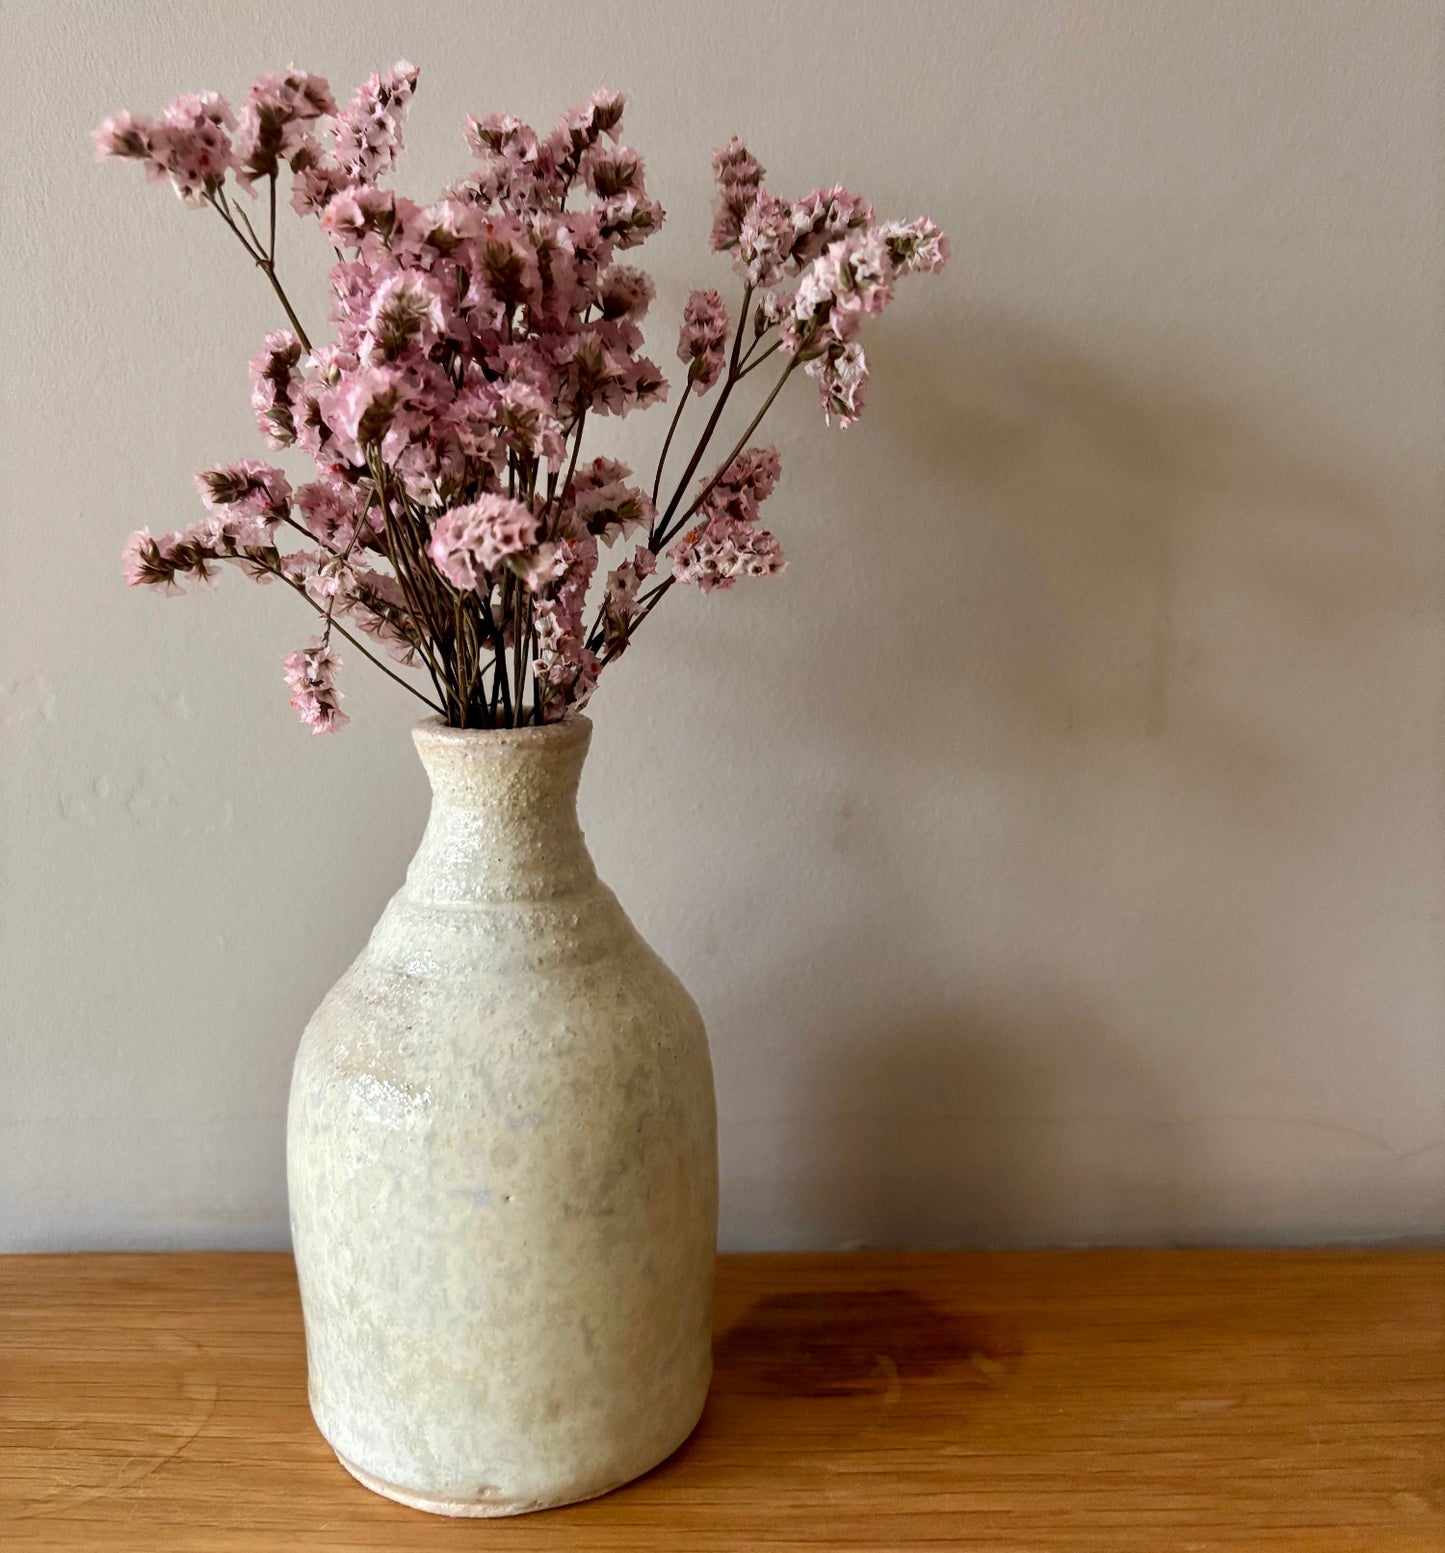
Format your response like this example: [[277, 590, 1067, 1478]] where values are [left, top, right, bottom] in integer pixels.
[[720, 1003, 1200, 1249], [599, 306, 1428, 1251]]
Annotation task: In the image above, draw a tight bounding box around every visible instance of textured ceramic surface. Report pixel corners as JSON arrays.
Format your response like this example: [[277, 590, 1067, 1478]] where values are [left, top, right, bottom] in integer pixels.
[[287, 715, 718, 1516]]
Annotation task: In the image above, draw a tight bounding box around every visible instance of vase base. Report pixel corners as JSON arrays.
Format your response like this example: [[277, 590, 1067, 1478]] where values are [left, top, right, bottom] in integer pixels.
[[332, 1428, 692, 1519]]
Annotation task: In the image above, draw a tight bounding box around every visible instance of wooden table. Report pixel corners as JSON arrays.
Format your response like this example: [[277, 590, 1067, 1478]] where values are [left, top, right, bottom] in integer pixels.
[[1, 1251, 1440, 1550]]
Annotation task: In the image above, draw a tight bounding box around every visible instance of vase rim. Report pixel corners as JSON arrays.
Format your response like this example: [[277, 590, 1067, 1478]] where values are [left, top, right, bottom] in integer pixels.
[[412, 713, 592, 750]]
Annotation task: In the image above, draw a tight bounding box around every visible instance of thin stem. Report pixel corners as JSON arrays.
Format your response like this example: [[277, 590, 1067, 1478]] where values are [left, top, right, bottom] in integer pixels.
[[654, 356, 800, 552], [737, 339, 783, 379], [369, 457, 449, 709], [650, 380, 693, 507], [258, 262, 314, 353], [207, 187, 313, 351], [235, 556, 445, 714], [281, 514, 343, 557], [541, 410, 586, 540], [653, 284, 752, 540]]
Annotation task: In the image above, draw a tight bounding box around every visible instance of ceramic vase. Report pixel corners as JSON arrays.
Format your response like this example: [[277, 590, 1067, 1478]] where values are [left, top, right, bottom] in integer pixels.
[[287, 714, 717, 1515]]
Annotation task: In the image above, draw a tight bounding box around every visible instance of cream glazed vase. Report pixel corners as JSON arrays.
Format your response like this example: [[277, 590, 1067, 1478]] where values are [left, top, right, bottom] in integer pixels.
[[287, 714, 718, 1516]]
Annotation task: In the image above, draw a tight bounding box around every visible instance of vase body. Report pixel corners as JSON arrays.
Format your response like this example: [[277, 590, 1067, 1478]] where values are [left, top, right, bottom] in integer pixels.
[[287, 715, 717, 1516]]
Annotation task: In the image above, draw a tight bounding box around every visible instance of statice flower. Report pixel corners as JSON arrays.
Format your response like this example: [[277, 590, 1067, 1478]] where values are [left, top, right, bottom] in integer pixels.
[[534, 597, 602, 709], [669, 446, 785, 593], [787, 186, 875, 267], [677, 289, 729, 393], [193, 460, 292, 544], [566, 458, 655, 543], [235, 67, 335, 190], [121, 516, 248, 593], [597, 265, 654, 323], [428, 495, 539, 590], [671, 521, 785, 593], [333, 62, 418, 185], [249, 331, 304, 447], [709, 137, 765, 251], [878, 217, 951, 276], [92, 110, 156, 165], [94, 92, 238, 207], [735, 193, 792, 288], [100, 60, 946, 729], [283, 638, 348, 733], [295, 478, 377, 550], [806, 339, 870, 427], [362, 271, 446, 361], [316, 365, 413, 465], [122, 528, 186, 594], [600, 546, 656, 655]]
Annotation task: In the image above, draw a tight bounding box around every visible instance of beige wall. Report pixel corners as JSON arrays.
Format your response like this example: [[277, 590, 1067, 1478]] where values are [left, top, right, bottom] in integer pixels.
[[4, 0, 1442, 1249]]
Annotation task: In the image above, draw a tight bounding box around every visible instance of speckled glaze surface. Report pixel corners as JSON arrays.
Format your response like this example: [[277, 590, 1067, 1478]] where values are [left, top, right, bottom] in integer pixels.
[[286, 715, 717, 1516]]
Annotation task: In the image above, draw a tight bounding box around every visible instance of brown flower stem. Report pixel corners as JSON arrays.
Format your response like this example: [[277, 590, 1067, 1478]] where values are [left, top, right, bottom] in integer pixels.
[[207, 187, 314, 352], [654, 356, 800, 552], [267, 173, 277, 265], [234, 557, 444, 714], [256, 261, 314, 354], [650, 381, 693, 506], [369, 458, 449, 711], [652, 284, 753, 542], [736, 339, 783, 379]]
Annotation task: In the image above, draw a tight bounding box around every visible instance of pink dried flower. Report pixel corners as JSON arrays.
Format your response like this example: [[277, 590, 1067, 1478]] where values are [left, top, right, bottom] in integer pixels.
[[670, 521, 785, 594], [428, 495, 540, 589], [787, 186, 875, 267], [754, 288, 792, 336], [99, 91, 239, 206], [670, 445, 785, 593], [735, 192, 792, 288], [493, 379, 565, 464], [785, 232, 895, 361], [235, 66, 335, 189], [878, 217, 950, 275], [597, 265, 654, 322], [102, 61, 946, 731], [600, 545, 656, 655], [122, 528, 183, 593], [283, 638, 348, 733], [806, 339, 869, 427], [709, 136, 765, 252], [533, 597, 601, 716], [156, 93, 237, 206], [333, 61, 418, 185], [567, 458, 655, 543], [92, 110, 156, 164], [289, 138, 350, 217], [677, 289, 729, 394], [595, 189, 665, 250], [318, 365, 406, 464], [548, 89, 628, 182], [295, 478, 378, 550], [249, 330, 304, 447], [122, 518, 238, 593], [363, 271, 446, 361], [194, 460, 292, 518]]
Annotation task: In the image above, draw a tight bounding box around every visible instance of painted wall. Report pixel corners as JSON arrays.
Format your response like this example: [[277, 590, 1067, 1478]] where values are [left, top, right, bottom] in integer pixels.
[[4, 0, 1442, 1248]]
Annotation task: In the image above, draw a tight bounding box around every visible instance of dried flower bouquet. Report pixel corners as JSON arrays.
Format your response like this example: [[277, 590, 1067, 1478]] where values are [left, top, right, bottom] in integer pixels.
[[96, 62, 946, 731]]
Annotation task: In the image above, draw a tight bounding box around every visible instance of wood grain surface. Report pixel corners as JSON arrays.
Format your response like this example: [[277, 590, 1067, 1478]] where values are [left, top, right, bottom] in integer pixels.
[[0, 1250, 1440, 1550]]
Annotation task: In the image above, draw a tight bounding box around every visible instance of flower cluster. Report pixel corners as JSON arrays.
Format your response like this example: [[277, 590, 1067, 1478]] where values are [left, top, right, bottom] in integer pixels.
[[97, 62, 945, 731], [283, 638, 348, 734]]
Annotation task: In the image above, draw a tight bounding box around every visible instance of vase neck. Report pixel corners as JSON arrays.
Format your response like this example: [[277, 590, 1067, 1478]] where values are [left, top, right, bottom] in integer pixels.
[[406, 717, 597, 903]]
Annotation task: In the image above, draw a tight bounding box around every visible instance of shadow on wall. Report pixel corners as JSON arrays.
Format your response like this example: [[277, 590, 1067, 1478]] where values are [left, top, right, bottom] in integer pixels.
[[832, 307, 1410, 781], [692, 307, 1419, 1246], [782, 1008, 1200, 1249]]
